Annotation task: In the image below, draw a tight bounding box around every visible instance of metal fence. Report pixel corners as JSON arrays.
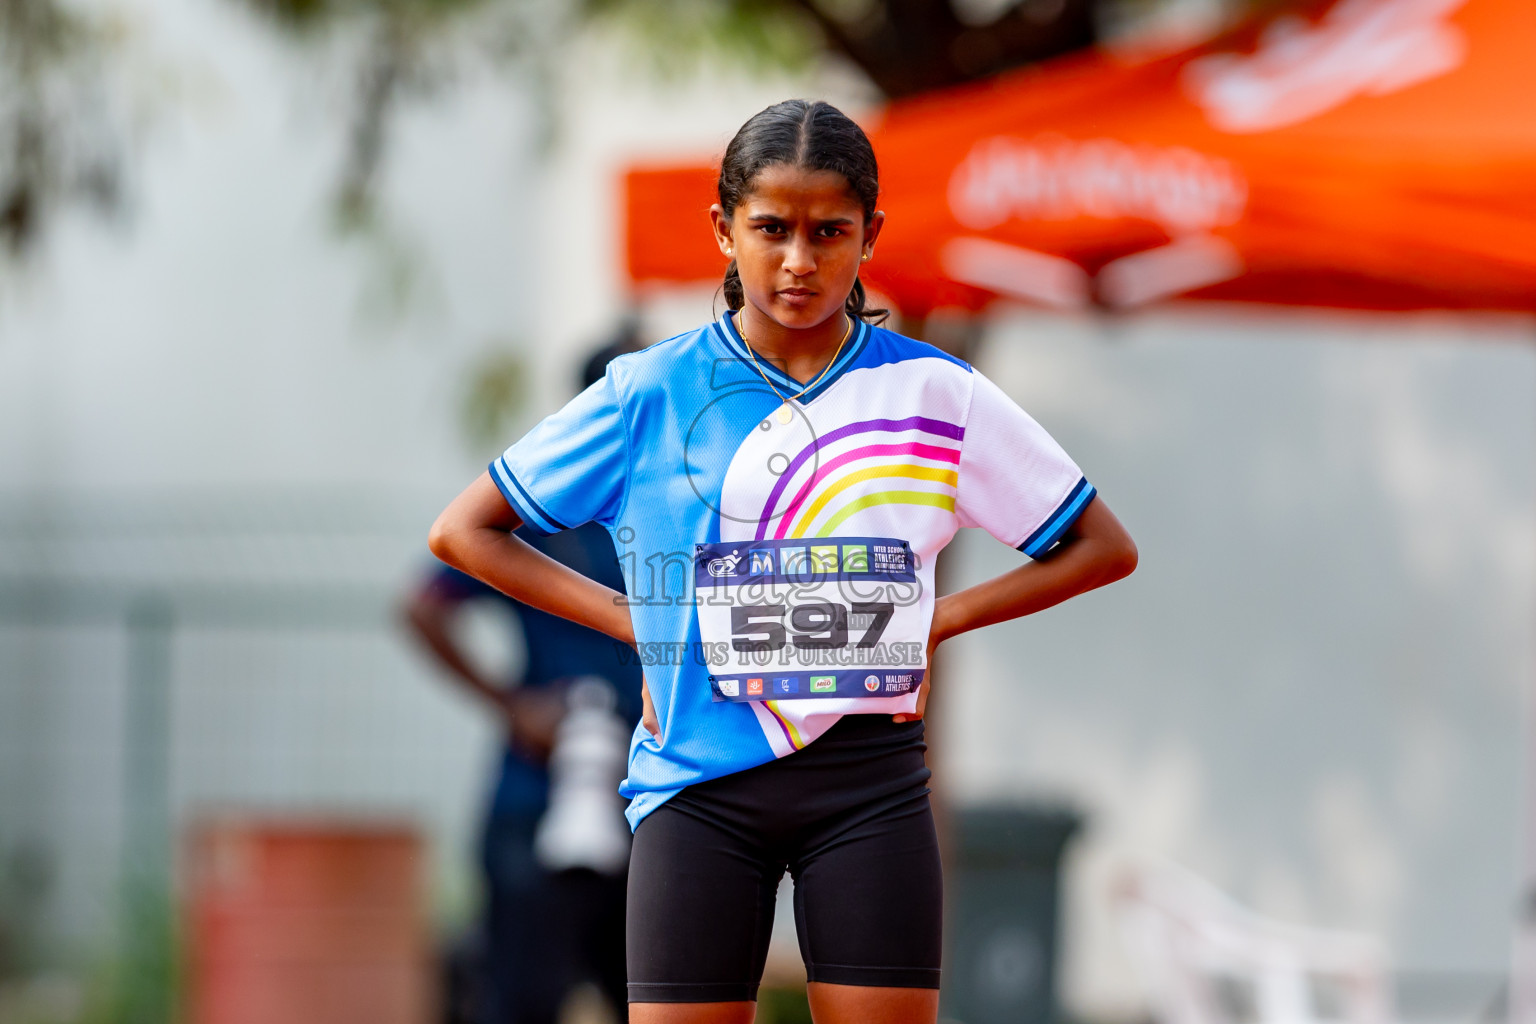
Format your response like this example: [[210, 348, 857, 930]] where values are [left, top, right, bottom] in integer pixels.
[[0, 491, 491, 1021]]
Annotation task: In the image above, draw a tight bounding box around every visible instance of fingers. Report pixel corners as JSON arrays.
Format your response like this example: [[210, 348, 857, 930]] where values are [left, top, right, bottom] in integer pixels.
[[892, 679, 930, 724], [641, 676, 661, 738], [894, 628, 940, 724]]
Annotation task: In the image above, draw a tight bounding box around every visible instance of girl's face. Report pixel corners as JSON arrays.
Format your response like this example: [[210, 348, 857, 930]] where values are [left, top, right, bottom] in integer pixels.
[[711, 163, 883, 333]]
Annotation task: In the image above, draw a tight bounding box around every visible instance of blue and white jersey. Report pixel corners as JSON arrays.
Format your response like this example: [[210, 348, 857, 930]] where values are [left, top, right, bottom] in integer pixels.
[[491, 312, 1095, 829]]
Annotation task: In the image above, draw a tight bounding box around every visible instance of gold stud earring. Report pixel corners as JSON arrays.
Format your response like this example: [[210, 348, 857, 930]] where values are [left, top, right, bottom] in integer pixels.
[[861, 253, 871, 262]]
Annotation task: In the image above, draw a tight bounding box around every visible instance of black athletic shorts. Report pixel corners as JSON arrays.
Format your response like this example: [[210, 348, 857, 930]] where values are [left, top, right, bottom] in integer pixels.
[[626, 713, 943, 1003]]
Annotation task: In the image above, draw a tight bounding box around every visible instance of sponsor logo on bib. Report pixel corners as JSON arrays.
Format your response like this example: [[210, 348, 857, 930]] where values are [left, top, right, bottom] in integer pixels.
[[718, 679, 739, 697], [809, 545, 839, 572], [810, 676, 836, 693], [864, 674, 880, 692], [707, 551, 743, 577]]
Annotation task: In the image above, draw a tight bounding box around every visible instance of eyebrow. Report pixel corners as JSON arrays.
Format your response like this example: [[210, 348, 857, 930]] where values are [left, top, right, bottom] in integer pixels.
[[745, 212, 858, 225]]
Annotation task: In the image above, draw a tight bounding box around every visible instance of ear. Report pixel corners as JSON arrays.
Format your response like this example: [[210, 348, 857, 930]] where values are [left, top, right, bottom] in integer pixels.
[[862, 209, 886, 259], [709, 204, 734, 257]]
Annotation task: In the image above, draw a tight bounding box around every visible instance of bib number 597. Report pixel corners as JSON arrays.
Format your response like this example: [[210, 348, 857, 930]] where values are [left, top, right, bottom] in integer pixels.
[[731, 601, 894, 653]]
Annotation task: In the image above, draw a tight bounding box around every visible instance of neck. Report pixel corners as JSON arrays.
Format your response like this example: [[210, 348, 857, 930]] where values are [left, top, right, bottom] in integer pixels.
[[736, 304, 851, 384]]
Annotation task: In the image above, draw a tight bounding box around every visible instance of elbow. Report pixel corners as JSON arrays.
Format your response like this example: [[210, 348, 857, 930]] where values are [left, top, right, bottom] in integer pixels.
[[1108, 537, 1138, 582], [427, 511, 459, 566]]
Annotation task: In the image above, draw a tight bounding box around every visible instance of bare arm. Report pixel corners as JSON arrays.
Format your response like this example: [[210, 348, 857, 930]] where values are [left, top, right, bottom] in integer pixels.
[[400, 582, 510, 709], [400, 565, 578, 760], [893, 495, 1137, 723], [427, 472, 658, 737], [429, 472, 636, 644]]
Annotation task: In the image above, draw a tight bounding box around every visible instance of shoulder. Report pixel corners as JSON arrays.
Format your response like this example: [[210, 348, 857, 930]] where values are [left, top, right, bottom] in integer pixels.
[[603, 323, 718, 399], [852, 321, 973, 376], [838, 321, 976, 401], [826, 321, 978, 431]]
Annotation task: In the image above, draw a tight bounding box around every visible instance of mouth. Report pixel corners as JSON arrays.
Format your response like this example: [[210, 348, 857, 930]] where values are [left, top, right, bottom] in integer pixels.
[[776, 287, 820, 308]]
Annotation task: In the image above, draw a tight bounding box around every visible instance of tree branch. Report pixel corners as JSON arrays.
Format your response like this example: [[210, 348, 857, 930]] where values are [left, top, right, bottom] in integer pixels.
[[783, 0, 1095, 97]]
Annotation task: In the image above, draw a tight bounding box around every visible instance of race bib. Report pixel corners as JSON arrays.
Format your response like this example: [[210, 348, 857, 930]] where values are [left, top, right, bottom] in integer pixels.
[[694, 536, 927, 702]]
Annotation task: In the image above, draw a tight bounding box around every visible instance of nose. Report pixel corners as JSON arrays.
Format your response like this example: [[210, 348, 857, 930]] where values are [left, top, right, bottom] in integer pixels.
[[783, 232, 816, 277]]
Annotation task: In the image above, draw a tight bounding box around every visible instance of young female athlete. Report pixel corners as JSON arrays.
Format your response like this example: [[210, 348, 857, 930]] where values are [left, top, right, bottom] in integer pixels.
[[430, 99, 1138, 1024]]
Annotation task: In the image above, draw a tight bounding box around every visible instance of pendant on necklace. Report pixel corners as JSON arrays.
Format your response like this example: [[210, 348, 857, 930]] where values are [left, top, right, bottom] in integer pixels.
[[776, 404, 793, 424]]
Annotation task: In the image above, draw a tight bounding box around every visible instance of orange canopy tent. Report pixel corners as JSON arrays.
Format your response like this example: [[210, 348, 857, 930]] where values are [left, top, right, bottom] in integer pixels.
[[624, 0, 1536, 315]]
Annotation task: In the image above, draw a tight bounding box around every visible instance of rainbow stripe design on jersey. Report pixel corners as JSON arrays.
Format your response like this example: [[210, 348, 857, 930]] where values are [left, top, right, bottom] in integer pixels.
[[754, 416, 965, 541], [760, 701, 807, 750]]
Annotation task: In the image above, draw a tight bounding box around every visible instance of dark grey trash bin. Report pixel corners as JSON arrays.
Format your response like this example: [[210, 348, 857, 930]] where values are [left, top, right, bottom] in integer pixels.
[[941, 806, 1082, 1024]]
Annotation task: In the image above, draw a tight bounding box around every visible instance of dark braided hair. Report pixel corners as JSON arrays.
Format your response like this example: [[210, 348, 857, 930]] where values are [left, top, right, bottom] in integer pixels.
[[718, 99, 889, 325]]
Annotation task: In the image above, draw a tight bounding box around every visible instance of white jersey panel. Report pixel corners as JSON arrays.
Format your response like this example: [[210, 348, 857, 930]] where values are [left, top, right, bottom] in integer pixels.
[[711, 358, 971, 752], [955, 370, 1094, 557]]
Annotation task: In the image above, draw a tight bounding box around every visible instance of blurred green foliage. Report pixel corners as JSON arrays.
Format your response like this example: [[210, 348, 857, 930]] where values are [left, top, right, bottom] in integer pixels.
[[0, 0, 125, 257], [0, 840, 52, 982], [461, 346, 529, 451], [584, 0, 822, 78], [246, 0, 490, 32], [0, 865, 176, 1024], [76, 875, 177, 1024], [243, 0, 514, 229], [756, 985, 815, 1024], [235, 0, 821, 228]]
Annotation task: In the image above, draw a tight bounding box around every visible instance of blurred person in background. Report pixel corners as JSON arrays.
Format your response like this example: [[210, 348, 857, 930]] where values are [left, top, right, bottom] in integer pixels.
[[403, 329, 644, 1024]]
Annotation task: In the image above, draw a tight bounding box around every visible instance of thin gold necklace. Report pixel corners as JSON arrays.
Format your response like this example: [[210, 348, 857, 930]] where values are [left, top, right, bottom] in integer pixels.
[[736, 311, 854, 407]]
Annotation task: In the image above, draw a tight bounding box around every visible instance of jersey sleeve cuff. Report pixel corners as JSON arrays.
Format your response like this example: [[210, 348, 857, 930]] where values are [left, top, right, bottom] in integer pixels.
[[488, 456, 566, 536], [1018, 477, 1096, 558]]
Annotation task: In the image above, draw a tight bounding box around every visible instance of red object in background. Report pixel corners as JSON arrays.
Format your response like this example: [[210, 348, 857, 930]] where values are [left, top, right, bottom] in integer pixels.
[[624, 0, 1536, 315], [185, 819, 431, 1024]]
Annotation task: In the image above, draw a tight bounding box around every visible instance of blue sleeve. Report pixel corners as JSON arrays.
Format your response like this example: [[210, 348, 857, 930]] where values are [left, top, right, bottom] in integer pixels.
[[489, 373, 630, 535]]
